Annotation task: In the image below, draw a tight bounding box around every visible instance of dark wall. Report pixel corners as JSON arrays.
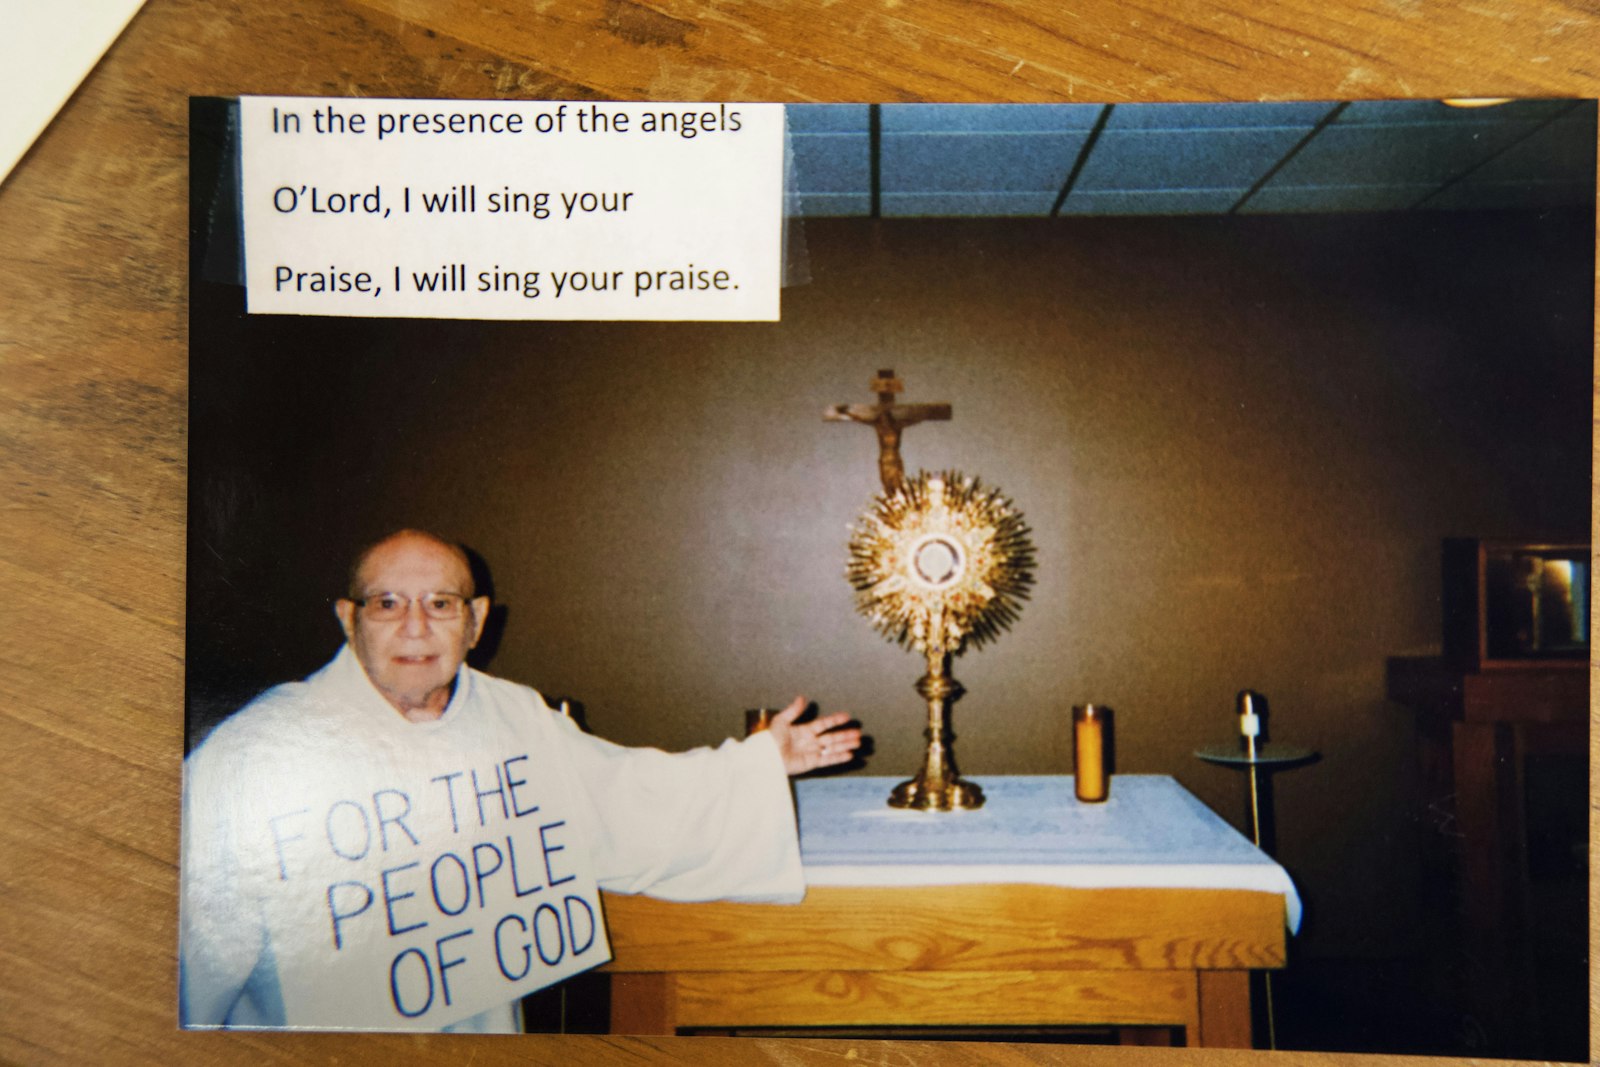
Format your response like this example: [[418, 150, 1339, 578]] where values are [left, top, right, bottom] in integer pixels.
[[188, 210, 1593, 963]]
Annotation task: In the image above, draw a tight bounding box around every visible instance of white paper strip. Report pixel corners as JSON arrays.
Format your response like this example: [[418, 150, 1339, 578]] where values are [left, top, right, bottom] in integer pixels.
[[239, 98, 784, 321]]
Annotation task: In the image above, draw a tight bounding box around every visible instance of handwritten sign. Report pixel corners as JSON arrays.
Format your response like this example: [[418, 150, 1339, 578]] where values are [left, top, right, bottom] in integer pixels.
[[254, 749, 607, 1029], [261, 747, 606, 1029]]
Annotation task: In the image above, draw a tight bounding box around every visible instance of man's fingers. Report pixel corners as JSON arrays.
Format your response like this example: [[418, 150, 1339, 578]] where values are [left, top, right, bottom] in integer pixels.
[[815, 726, 863, 767], [809, 711, 853, 734], [821, 732, 861, 753], [822, 734, 861, 764], [772, 695, 806, 726]]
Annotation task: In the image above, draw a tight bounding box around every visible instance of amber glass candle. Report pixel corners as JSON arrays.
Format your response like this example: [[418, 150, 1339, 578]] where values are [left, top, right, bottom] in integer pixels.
[[1073, 704, 1108, 802]]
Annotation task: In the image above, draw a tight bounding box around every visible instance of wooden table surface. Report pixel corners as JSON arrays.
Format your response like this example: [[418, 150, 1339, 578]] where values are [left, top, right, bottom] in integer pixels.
[[2, 2, 1594, 1065], [601, 885, 1283, 1045]]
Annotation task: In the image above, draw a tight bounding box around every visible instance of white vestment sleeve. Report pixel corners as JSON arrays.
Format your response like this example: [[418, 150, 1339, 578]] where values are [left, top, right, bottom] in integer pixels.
[[179, 728, 269, 1026], [551, 719, 805, 903]]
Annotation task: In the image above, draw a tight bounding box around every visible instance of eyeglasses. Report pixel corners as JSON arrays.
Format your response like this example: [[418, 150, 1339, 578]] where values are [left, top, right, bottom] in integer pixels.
[[353, 592, 471, 621]]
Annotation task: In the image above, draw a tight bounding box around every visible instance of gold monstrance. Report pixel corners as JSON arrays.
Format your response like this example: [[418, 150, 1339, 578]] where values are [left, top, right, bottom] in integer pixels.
[[826, 370, 1035, 810]]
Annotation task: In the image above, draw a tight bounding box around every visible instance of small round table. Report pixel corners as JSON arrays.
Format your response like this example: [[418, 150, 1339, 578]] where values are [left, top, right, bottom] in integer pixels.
[[1196, 740, 1317, 1050], [1196, 743, 1317, 848]]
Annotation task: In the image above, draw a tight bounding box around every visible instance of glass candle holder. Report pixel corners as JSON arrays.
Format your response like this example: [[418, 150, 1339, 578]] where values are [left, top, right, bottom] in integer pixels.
[[1073, 704, 1109, 802]]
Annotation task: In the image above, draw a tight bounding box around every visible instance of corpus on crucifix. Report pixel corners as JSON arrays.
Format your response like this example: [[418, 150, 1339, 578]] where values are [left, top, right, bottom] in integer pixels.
[[823, 369, 951, 494]]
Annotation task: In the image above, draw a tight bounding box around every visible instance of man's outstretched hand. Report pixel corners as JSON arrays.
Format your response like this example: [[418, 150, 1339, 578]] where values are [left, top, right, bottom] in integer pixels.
[[767, 696, 862, 775]]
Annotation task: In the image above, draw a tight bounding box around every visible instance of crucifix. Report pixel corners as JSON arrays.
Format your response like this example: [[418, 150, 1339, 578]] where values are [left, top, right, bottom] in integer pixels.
[[824, 369, 951, 494]]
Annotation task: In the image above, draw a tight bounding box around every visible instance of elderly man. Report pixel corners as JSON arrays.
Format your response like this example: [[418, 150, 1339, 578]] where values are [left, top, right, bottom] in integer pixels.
[[181, 529, 860, 1033]]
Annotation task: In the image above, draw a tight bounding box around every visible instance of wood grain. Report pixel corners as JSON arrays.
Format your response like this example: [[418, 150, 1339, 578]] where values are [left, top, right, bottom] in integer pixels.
[[602, 886, 1286, 972], [612, 972, 678, 1035], [1, 1, 1594, 1065], [602, 886, 1267, 1045], [353, 0, 1600, 104], [670, 969, 1198, 1029], [1197, 971, 1253, 1049]]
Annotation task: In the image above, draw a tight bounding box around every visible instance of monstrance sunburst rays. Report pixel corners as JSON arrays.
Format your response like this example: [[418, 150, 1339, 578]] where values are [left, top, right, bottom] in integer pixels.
[[847, 470, 1035, 656]]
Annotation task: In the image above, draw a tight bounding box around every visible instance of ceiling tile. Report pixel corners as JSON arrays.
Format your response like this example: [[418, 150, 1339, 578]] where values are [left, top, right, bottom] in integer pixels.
[[882, 131, 1086, 193], [881, 103, 1101, 133], [1060, 188, 1243, 215], [1267, 122, 1544, 186], [789, 132, 869, 194], [792, 191, 873, 217], [881, 191, 1056, 216], [1454, 104, 1596, 184], [1337, 99, 1573, 124], [1075, 128, 1308, 191], [1105, 101, 1333, 129], [785, 104, 870, 133], [1241, 184, 1438, 213]]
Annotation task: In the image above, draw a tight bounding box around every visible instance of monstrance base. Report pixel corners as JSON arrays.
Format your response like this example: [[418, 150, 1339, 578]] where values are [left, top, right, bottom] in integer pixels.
[[887, 775, 985, 811]]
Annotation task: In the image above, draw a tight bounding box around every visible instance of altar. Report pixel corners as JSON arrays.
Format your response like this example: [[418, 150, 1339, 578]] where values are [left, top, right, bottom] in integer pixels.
[[601, 775, 1299, 1046]]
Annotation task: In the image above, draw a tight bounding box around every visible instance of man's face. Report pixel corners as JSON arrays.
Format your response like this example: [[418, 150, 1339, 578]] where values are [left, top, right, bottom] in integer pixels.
[[334, 534, 489, 719]]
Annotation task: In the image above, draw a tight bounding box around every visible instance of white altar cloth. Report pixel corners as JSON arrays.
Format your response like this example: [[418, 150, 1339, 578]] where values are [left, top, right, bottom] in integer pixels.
[[796, 775, 1302, 933]]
